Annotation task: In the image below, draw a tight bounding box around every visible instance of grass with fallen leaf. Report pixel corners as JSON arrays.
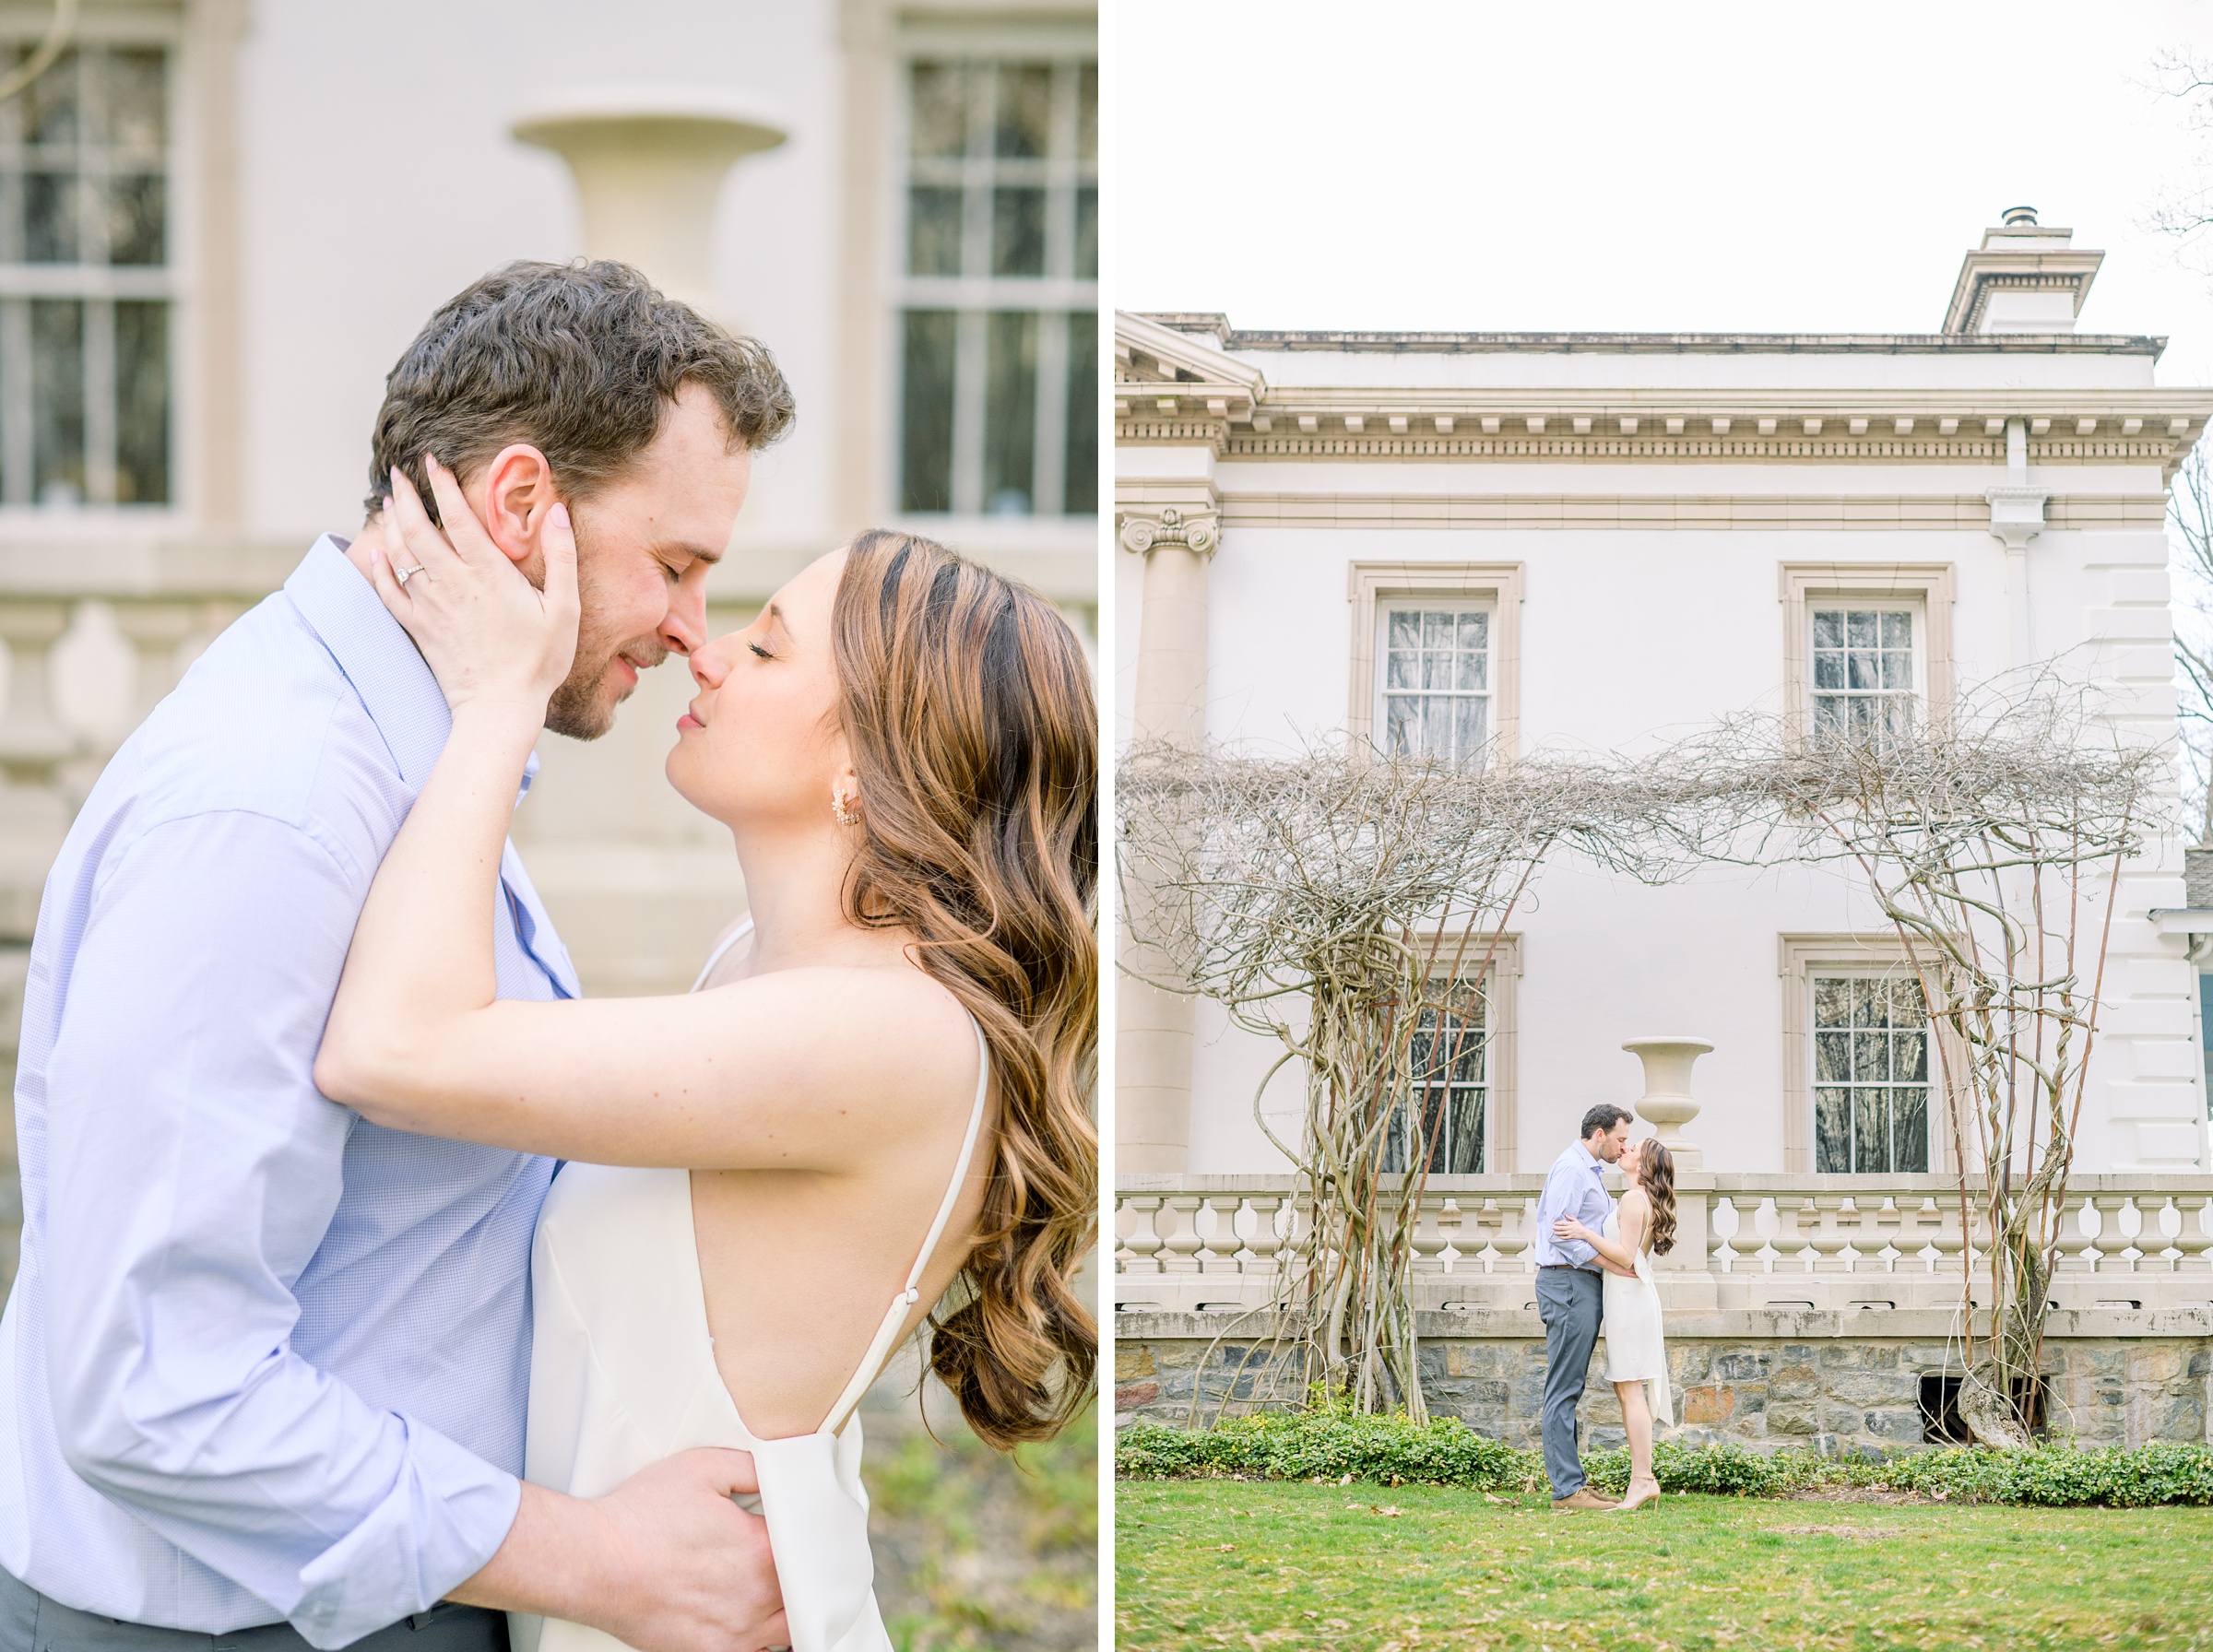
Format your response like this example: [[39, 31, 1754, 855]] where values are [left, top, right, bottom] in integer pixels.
[[1116, 1478, 2213, 1650]]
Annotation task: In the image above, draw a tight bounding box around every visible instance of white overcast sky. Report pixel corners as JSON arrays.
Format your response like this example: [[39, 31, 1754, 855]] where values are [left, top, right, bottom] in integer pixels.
[[1111, 1, 2213, 384]]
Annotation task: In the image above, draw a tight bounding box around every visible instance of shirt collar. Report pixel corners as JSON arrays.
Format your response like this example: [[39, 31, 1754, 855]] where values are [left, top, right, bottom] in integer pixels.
[[1576, 1140, 1604, 1172], [283, 534, 539, 798]]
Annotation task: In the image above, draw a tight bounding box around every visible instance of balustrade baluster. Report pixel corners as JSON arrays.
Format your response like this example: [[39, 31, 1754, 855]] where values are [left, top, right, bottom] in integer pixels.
[[1495, 1196, 1533, 1273], [0, 603, 77, 787], [1408, 1193, 1449, 1275], [1809, 1195, 1852, 1271], [1752, 1197, 1781, 1271], [1438, 1198, 1468, 1273], [1472, 1198, 1503, 1273], [2148, 1197, 2183, 1271], [1710, 1196, 1740, 1272], [2111, 1195, 2145, 1272], [1910, 1197, 1944, 1272], [1197, 1195, 1244, 1274], [2177, 1197, 2213, 1276], [2076, 1194, 2108, 1274], [1120, 1195, 1165, 1276], [1157, 1196, 1203, 1274], [112, 600, 215, 726], [2098, 1185, 2133, 1282], [1774, 1197, 1815, 1272], [1245, 1194, 1285, 1280], [1867, 1194, 1903, 1272]]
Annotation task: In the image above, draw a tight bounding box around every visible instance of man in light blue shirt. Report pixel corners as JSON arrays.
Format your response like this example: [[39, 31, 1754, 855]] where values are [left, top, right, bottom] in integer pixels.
[[0, 263, 797, 1650], [1532, 1103, 1632, 1510]]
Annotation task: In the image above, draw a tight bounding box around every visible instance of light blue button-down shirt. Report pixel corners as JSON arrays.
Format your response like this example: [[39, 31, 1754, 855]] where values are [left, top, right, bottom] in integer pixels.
[[1532, 1140, 1613, 1270], [0, 537, 579, 1646]]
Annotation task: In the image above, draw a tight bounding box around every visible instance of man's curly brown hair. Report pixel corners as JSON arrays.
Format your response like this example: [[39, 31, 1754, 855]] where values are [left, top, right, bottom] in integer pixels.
[[365, 259, 794, 522]]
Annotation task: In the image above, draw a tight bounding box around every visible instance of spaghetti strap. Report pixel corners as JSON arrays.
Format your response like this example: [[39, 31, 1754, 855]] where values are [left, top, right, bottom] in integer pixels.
[[815, 1014, 992, 1438], [689, 914, 755, 992], [680, 934, 992, 1442]]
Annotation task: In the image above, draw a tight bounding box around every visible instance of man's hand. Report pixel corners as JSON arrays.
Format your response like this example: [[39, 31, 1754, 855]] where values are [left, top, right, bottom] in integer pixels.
[[452, 1449, 787, 1652]]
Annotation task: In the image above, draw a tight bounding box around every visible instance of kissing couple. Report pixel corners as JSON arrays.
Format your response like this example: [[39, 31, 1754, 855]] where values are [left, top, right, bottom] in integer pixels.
[[0, 262, 1098, 1652], [1537, 1105, 1677, 1515]]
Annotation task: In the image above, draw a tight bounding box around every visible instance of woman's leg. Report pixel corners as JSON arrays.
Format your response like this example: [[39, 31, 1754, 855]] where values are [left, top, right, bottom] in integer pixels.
[[1614, 1379, 1655, 1493]]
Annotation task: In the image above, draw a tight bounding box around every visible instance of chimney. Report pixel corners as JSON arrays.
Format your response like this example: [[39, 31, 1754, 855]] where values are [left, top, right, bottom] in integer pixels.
[[1942, 206, 2103, 335]]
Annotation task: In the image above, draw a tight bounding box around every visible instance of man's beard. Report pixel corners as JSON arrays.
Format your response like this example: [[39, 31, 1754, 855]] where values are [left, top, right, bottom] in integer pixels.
[[543, 548, 665, 741]]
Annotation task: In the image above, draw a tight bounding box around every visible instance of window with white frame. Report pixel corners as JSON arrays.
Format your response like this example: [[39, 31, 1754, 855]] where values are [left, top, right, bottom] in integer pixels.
[[0, 41, 170, 508], [1380, 987, 1487, 1174], [1378, 603, 1491, 764], [1809, 604, 1921, 743], [896, 53, 1095, 518], [1811, 973, 1931, 1174]]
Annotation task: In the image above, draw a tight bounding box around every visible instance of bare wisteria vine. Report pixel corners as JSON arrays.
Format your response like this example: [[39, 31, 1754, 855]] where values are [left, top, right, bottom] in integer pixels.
[[1643, 681, 2164, 1444], [1118, 679, 2165, 1444], [1118, 739, 1665, 1419]]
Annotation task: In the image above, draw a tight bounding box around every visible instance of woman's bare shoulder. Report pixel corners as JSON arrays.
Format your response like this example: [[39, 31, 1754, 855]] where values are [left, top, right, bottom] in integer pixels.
[[700, 962, 983, 1127]]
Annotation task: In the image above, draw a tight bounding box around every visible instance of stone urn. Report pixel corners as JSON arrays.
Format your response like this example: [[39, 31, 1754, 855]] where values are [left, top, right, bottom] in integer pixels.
[[1621, 1036, 1713, 1169], [511, 86, 789, 322]]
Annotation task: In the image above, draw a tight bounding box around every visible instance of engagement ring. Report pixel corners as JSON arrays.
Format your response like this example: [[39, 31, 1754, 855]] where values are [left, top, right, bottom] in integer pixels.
[[395, 564, 427, 586]]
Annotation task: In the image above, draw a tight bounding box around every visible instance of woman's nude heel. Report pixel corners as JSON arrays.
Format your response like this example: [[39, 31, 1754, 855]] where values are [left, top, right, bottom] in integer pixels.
[[1613, 1484, 1662, 1514]]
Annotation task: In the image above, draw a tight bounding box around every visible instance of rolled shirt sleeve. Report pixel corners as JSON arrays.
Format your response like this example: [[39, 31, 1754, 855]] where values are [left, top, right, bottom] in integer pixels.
[[41, 809, 518, 1646]]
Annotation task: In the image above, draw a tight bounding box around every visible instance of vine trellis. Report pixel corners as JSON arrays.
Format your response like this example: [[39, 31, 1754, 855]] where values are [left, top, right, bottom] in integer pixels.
[[1118, 680, 2164, 1445]]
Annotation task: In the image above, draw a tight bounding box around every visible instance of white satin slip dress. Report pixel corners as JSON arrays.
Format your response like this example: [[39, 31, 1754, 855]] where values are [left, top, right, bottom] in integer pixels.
[[511, 921, 989, 1652], [1600, 1209, 1673, 1426]]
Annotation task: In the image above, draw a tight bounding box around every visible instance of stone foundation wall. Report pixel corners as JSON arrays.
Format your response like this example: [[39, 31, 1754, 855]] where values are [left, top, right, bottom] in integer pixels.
[[1115, 1308, 2213, 1453]]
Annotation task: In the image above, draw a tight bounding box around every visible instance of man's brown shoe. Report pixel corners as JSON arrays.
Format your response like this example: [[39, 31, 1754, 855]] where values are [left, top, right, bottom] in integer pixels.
[[1550, 1487, 1618, 1512]]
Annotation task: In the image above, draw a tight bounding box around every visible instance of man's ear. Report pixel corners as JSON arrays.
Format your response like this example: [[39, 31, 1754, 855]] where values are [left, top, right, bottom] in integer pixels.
[[474, 443, 560, 567]]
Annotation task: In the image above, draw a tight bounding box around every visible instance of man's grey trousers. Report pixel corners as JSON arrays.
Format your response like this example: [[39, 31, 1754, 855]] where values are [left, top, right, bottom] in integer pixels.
[[1534, 1265, 1603, 1499], [0, 1569, 506, 1652]]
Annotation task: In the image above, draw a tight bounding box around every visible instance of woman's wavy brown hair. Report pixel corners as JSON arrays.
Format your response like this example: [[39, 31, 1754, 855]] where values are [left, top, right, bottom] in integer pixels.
[[1636, 1139, 1677, 1257], [830, 528, 1097, 1449]]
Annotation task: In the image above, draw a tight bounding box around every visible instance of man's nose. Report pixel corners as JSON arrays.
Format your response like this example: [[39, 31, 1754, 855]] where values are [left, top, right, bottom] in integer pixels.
[[661, 572, 709, 657]]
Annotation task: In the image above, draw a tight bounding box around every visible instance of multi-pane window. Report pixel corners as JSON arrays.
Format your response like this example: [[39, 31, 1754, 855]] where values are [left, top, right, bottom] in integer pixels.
[[1379, 606, 1490, 764], [0, 43, 170, 507], [1811, 607, 1918, 742], [897, 56, 1095, 518], [1812, 974, 1930, 1174], [1381, 993, 1486, 1174]]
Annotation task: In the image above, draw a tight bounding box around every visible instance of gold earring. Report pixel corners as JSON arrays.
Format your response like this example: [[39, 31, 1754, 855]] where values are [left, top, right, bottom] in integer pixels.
[[832, 789, 858, 827]]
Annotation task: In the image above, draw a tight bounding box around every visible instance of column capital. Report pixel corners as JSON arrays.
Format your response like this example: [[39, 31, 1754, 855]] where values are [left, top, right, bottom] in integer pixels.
[[1118, 505, 1219, 559]]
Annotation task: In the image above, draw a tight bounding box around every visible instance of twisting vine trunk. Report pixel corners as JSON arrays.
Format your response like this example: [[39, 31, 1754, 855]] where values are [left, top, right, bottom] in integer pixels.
[[1118, 741, 1654, 1420], [1644, 680, 2159, 1445]]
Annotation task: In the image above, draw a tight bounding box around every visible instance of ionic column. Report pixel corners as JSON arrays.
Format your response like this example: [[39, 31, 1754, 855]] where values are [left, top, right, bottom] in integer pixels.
[[1118, 503, 1217, 1173]]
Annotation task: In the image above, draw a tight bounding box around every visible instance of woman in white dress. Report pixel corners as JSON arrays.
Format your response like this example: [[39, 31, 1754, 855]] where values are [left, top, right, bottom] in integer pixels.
[[1552, 1138, 1675, 1514], [314, 465, 1096, 1652]]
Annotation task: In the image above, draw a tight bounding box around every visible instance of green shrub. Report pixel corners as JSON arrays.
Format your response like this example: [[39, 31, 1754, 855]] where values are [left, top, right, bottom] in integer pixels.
[[1116, 1410, 2213, 1507], [1116, 1395, 1533, 1492]]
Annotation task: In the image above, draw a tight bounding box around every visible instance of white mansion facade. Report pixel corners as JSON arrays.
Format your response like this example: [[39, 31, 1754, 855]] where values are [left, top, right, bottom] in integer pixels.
[[1115, 210, 2213, 1185]]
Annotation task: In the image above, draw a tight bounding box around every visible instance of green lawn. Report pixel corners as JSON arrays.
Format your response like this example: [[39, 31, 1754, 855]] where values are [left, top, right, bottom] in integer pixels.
[[864, 1398, 1097, 1651], [1117, 1479, 2213, 1650]]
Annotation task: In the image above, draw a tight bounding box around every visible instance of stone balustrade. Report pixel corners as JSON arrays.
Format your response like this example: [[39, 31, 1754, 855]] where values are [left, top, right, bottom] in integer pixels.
[[1114, 1172, 2213, 1317], [0, 590, 261, 943]]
